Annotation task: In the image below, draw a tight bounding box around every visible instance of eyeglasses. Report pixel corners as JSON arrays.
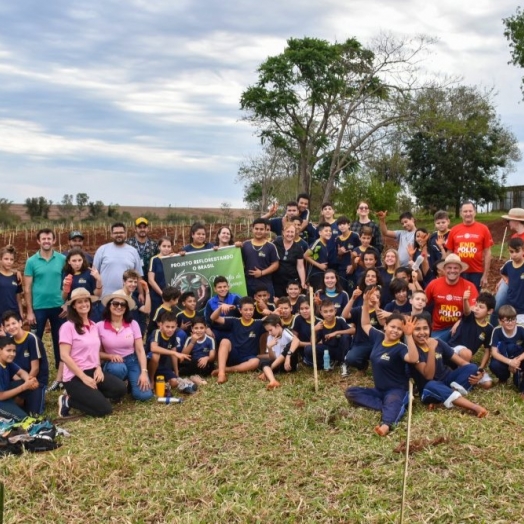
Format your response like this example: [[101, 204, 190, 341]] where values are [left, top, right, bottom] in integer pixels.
[[112, 231, 125, 235], [358, 206, 369, 210], [500, 317, 517, 324], [110, 301, 127, 308]]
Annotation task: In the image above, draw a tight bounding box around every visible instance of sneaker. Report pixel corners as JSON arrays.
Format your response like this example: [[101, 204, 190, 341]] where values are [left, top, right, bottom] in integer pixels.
[[450, 382, 468, 396], [177, 378, 198, 395], [340, 364, 349, 377], [58, 395, 70, 418], [47, 380, 63, 393]]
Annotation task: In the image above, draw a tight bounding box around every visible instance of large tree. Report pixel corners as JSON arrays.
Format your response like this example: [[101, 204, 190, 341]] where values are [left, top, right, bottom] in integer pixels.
[[504, 7, 524, 98], [240, 34, 435, 202], [404, 86, 521, 215]]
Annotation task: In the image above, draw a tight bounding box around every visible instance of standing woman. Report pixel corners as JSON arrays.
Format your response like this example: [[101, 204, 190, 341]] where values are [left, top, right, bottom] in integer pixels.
[[97, 291, 153, 402], [345, 288, 419, 436], [58, 288, 127, 417], [214, 226, 243, 249], [350, 201, 383, 254], [272, 223, 306, 297], [148, 236, 174, 317], [0, 245, 23, 321]]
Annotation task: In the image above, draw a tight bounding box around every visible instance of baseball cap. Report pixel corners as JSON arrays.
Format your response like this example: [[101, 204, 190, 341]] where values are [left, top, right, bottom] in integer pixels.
[[69, 231, 84, 240], [135, 217, 149, 226]]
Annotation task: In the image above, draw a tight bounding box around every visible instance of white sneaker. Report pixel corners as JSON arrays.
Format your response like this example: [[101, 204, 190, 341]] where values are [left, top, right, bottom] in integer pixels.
[[340, 364, 349, 377]]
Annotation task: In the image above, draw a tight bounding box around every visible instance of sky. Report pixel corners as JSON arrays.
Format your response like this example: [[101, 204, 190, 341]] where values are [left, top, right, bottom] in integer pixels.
[[0, 0, 522, 209]]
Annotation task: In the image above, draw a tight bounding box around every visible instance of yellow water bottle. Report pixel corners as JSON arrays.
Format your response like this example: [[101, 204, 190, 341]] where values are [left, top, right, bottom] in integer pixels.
[[155, 375, 165, 397]]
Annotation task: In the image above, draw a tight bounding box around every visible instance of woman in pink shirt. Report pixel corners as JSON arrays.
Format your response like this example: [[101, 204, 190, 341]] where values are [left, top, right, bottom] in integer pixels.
[[97, 291, 153, 401], [58, 288, 127, 417]]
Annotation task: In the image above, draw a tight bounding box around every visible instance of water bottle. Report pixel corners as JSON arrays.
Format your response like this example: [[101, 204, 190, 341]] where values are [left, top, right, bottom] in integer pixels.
[[157, 397, 183, 404], [154, 375, 165, 397], [323, 349, 331, 371], [412, 254, 425, 271]]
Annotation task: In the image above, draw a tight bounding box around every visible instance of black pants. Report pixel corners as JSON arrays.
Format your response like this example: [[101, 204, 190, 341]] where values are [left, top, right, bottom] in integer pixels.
[[64, 368, 127, 417]]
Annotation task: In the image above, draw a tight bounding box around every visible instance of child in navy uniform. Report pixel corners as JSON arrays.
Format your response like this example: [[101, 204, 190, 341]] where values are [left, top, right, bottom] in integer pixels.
[[489, 305, 524, 396], [0, 336, 40, 420], [2, 311, 49, 415], [146, 311, 190, 389], [210, 297, 266, 384], [304, 300, 354, 370], [292, 298, 320, 357], [304, 222, 332, 291], [345, 288, 420, 437], [147, 286, 180, 337], [180, 317, 215, 382], [500, 238, 524, 323]]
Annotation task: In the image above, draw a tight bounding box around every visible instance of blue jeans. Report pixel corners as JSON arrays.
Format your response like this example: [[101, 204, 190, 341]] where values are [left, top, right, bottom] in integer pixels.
[[34, 307, 64, 368], [304, 336, 351, 368], [421, 364, 478, 406], [432, 327, 452, 343], [104, 353, 154, 401], [491, 281, 508, 326], [345, 342, 373, 371], [345, 387, 409, 427], [462, 272, 482, 292]]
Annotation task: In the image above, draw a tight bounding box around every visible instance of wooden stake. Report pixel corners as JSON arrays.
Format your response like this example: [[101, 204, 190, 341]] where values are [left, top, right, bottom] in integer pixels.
[[499, 226, 508, 260], [309, 286, 319, 393], [400, 379, 414, 524]]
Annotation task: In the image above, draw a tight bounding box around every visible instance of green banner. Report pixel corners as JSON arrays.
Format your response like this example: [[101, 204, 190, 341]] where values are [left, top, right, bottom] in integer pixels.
[[161, 247, 247, 310]]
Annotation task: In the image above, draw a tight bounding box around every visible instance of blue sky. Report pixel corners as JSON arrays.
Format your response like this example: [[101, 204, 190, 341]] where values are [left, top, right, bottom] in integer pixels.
[[0, 1, 522, 208]]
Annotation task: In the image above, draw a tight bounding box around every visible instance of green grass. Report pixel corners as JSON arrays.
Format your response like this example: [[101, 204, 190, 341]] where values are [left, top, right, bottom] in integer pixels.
[[2, 340, 524, 523]]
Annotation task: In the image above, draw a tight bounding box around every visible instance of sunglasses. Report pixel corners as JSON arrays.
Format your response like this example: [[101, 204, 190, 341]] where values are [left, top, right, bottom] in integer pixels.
[[110, 301, 127, 308]]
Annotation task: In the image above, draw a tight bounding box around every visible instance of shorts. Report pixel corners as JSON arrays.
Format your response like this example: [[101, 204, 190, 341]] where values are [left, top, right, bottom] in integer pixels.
[[227, 348, 258, 367]]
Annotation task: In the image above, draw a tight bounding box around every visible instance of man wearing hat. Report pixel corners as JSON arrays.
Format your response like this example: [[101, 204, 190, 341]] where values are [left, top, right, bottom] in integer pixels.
[[126, 217, 158, 278], [63, 231, 93, 265], [425, 253, 479, 342], [445, 201, 493, 291], [493, 208, 524, 321]]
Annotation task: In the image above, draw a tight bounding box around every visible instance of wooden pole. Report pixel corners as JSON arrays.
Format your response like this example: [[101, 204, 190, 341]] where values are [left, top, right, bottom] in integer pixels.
[[400, 379, 414, 524], [309, 286, 319, 393], [499, 226, 508, 260]]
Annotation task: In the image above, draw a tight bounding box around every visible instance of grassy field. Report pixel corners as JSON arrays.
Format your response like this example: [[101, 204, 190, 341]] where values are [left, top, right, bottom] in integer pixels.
[[2, 338, 524, 524]]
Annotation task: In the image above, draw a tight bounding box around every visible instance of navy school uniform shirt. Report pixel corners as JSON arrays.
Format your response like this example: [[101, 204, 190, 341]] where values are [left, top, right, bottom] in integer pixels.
[[448, 312, 493, 356], [146, 328, 187, 369], [289, 295, 306, 315], [326, 221, 340, 269], [149, 255, 167, 292], [176, 310, 197, 335], [428, 231, 449, 263], [501, 260, 524, 315], [183, 335, 215, 362], [241, 241, 280, 289], [147, 304, 174, 336], [0, 272, 22, 316], [317, 317, 351, 348], [0, 361, 21, 392], [205, 292, 241, 329], [335, 232, 361, 272], [221, 317, 265, 358], [348, 307, 382, 346], [490, 325, 524, 359], [378, 268, 395, 304], [280, 315, 296, 330], [317, 291, 349, 318], [182, 243, 214, 253], [368, 327, 410, 391], [13, 331, 49, 387], [293, 314, 321, 344], [63, 270, 97, 299], [252, 302, 276, 320], [384, 300, 412, 315], [410, 339, 456, 393], [307, 239, 329, 279]]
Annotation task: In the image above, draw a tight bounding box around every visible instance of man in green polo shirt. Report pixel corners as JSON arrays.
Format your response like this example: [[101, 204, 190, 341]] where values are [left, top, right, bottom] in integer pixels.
[[24, 228, 66, 382]]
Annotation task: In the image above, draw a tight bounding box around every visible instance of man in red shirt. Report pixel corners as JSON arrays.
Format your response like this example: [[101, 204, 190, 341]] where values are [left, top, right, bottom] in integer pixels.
[[425, 254, 479, 342], [445, 201, 493, 290]]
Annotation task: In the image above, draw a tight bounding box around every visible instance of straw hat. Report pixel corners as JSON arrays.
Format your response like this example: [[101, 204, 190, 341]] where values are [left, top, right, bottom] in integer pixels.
[[101, 289, 136, 309], [66, 287, 99, 306], [437, 253, 469, 273], [501, 208, 524, 222]]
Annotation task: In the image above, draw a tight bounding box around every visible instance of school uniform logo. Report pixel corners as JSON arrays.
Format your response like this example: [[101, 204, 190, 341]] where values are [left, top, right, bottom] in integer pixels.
[[380, 354, 390, 361]]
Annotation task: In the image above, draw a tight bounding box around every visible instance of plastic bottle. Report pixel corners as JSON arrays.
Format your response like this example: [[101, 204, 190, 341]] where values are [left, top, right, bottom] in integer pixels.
[[157, 397, 183, 404], [155, 375, 166, 397], [412, 254, 425, 271], [323, 349, 331, 371]]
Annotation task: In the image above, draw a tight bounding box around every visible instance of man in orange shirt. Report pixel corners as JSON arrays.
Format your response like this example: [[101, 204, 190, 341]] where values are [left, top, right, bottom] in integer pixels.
[[445, 201, 493, 290], [425, 254, 479, 342]]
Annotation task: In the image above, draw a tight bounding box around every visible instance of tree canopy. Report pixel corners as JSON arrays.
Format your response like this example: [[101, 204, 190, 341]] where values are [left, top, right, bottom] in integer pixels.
[[240, 34, 435, 203], [404, 86, 521, 215], [504, 7, 524, 97]]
